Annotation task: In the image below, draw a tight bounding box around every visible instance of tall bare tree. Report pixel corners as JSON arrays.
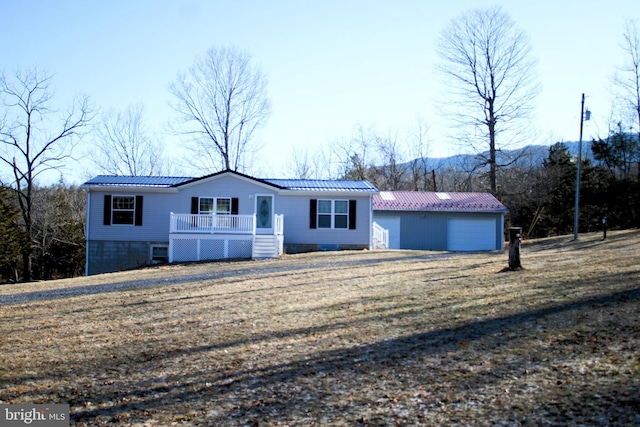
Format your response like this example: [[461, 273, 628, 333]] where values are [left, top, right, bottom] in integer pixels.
[[288, 143, 336, 180], [0, 67, 91, 281], [90, 103, 165, 176], [169, 46, 270, 173], [612, 19, 640, 146], [406, 118, 434, 191], [332, 125, 379, 182], [436, 6, 539, 194], [374, 133, 406, 191]]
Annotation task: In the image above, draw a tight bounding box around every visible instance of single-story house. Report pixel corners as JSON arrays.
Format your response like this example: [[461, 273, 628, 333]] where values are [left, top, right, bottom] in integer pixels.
[[372, 191, 508, 251], [81, 169, 378, 275]]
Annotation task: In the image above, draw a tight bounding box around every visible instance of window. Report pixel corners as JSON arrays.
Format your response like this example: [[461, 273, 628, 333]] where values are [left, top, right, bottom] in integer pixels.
[[334, 200, 348, 229], [310, 199, 355, 229], [112, 196, 135, 225], [199, 197, 214, 214], [317, 200, 332, 228], [103, 195, 143, 226], [316, 199, 349, 229], [216, 198, 231, 215], [150, 245, 168, 264], [197, 197, 232, 214]]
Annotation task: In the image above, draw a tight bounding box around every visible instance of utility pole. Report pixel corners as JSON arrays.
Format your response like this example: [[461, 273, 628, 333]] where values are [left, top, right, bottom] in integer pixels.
[[573, 93, 590, 240]]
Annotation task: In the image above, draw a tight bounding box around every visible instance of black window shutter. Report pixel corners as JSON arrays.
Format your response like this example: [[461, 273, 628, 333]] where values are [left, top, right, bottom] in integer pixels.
[[191, 197, 199, 214], [231, 197, 239, 215], [309, 199, 317, 229], [103, 195, 112, 225], [349, 200, 357, 230], [135, 196, 144, 226]]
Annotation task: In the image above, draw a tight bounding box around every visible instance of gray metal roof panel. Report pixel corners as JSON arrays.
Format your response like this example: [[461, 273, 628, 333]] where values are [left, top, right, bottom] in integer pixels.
[[82, 174, 378, 192], [265, 179, 378, 192], [82, 175, 194, 187]]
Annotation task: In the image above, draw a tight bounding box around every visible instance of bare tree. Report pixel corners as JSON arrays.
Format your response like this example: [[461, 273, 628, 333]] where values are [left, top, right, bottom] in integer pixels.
[[0, 67, 91, 281], [90, 103, 166, 176], [612, 19, 640, 143], [289, 146, 312, 179], [169, 46, 270, 173], [374, 133, 406, 191], [406, 118, 433, 191], [332, 125, 379, 182], [288, 143, 335, 179], [436, 6, 539, 194]]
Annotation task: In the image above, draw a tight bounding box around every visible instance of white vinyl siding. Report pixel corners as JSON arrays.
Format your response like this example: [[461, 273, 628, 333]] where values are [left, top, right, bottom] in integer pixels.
[[279, 195, 370, 246]]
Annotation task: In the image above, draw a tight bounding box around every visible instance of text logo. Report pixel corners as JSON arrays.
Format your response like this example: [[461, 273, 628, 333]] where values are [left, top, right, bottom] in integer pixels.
[[1, 405, 69, 426]]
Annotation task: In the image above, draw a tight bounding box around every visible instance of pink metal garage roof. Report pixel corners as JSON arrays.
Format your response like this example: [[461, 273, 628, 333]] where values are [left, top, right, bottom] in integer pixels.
[[373, 191, 508, 213]]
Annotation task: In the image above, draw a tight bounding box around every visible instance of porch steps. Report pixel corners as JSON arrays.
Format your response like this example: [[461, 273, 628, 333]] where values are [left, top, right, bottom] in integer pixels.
[[372, 222, 389, 249], [372, 236, 388, 250], [252, 235, 280, 258]]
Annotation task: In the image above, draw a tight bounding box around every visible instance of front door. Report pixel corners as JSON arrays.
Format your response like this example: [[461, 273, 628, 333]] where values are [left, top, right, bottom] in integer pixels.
[[255, 195, 274, 234]]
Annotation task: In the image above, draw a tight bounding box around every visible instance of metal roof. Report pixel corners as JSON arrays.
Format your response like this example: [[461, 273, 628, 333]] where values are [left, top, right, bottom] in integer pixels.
[[82, 176, 193, 187], [81, 173, 378, 193], [373, 191, 508, 213], [265, 179, 378, 192]]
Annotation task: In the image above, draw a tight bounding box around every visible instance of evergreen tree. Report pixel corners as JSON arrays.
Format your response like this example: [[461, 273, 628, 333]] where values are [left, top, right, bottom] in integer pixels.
[[0, 186, 28, 282], [537, 143, 577, 235]]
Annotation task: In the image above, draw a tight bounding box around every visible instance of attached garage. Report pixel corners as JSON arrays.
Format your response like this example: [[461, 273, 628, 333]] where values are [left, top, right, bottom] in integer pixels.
[[373, 191, 508, 252]]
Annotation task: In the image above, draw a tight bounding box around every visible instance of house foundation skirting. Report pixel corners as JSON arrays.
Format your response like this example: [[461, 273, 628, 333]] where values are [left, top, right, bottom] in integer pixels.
[[169, 234, 254, 263], [87, 240, 168, 276]]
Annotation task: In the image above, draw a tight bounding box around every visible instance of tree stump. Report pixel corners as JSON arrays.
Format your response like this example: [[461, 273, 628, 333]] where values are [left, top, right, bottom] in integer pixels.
[[508, 227, 522, 270]]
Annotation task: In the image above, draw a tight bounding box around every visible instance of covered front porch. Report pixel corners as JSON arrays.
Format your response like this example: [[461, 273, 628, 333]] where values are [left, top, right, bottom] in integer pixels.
[[168, 213, 284, 262]]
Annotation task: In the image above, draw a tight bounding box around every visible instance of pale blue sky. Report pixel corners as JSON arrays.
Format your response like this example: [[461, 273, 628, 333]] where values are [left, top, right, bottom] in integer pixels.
[[1, 0, 637, 182]]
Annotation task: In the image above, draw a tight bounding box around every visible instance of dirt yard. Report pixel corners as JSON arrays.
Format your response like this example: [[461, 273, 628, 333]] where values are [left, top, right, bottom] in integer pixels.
[[1, 230, 639, 426]]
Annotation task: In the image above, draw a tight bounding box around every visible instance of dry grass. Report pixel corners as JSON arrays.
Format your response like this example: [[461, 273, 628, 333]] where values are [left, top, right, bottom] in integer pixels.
[[1, 230, 639, 426]]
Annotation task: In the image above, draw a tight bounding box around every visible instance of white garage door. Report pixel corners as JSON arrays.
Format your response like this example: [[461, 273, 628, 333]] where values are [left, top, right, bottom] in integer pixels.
[[373, 216, 401, 249], [447, 218, 496, 251]]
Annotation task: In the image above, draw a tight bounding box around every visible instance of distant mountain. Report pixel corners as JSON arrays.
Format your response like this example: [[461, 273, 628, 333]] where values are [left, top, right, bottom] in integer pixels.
[[405, 141, 595, 172]]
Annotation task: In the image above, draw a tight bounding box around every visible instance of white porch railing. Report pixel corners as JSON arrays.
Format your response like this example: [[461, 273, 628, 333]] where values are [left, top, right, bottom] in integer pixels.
[[372, 221, 389, 249], [274, 214, 284, 236], [170, 213, 256, 234]]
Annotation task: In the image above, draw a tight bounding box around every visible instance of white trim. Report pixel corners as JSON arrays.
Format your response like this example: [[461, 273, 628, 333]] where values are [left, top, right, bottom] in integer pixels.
[[85, 190, 91, 276], [369, 194, 374, 249]]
